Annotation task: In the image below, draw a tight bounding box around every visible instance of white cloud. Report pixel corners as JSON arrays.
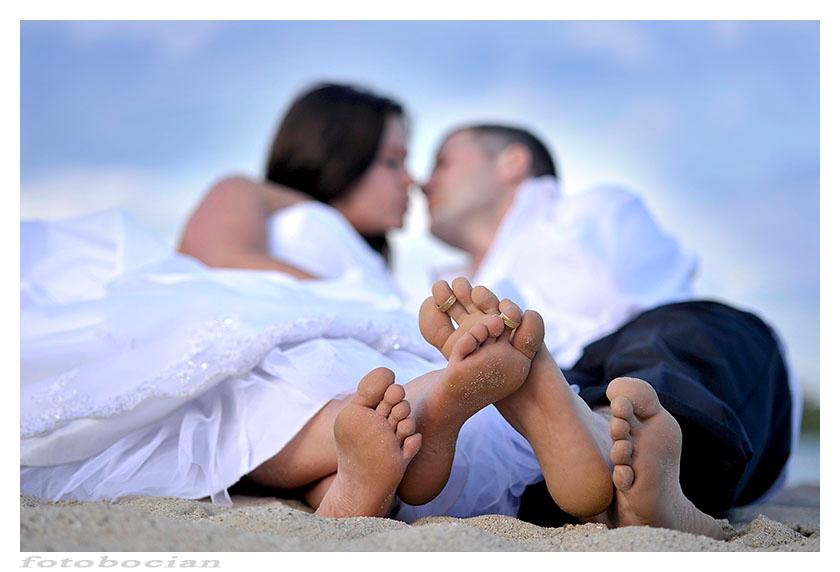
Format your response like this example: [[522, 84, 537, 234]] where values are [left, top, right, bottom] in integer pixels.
[[708, 21, 747, 49], [560, 21, 654, 66], [63, 21, 223, 61]]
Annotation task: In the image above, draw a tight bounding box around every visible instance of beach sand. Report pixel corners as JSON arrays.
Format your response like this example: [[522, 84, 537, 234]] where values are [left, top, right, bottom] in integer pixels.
[[20, 485, 818, 551]]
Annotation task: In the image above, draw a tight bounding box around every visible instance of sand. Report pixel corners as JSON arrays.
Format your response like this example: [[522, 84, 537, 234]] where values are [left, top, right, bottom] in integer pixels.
[[20, 485, 819, 552]]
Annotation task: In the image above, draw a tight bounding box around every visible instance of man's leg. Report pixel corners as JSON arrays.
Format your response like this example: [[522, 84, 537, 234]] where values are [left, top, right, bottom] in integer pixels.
[[602, 376, 730, 539], [397, 300, 545, 505], [419, 278, 615, 517], [517, 301, 791, 535], [492, 345, 616, 517], [568, 301, 793, 517]]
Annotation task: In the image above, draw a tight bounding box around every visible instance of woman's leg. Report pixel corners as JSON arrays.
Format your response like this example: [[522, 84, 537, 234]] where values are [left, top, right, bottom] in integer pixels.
[[249, 368, 422, 517], [247, 397, 348, 490], [303, 473, 336, 509], [315, 368, 422, 517]]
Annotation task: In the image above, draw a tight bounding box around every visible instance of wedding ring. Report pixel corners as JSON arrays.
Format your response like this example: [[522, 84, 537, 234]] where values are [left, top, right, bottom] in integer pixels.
[[499, 311, 520, 330], [436, 294, 457, 312]]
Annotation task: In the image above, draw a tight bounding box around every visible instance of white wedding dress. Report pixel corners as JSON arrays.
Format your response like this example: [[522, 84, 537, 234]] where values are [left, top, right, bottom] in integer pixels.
[[20, 205, 545, 521]]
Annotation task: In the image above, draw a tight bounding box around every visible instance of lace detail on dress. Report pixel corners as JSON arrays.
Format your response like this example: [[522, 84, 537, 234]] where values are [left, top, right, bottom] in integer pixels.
[[21, 311, 434, 439], [28, 369, 89, 429]]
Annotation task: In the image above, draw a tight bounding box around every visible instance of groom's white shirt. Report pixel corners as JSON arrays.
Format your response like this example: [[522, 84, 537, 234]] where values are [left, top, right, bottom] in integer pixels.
[[439, 176, 698, 369]]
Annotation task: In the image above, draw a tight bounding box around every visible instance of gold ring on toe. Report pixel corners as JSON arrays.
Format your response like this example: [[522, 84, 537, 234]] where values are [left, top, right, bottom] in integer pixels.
[[436, 294, 457, 312], [499, 311, 520, 330]]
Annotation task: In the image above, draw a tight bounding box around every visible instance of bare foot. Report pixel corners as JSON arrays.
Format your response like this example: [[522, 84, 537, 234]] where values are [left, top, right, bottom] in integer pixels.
[[315, 368, 422, 518], [606, 377, 727, 539], [397, 280, 544, 505], [419, 277, 614, 517]]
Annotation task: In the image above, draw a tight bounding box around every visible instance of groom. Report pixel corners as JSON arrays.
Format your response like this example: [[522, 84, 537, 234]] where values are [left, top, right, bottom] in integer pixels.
[[419, 124, 797, 528]]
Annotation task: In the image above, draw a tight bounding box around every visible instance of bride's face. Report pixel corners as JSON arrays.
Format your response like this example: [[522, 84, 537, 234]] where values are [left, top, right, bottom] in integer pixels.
[[334, 115, 413, 235]]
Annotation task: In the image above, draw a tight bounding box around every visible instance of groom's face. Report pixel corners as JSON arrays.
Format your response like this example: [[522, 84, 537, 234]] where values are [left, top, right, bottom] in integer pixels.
[[423, 130, 502, 242]]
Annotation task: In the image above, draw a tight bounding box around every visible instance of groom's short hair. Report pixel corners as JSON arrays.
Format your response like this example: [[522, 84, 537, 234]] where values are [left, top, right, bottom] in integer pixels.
[[457, 124, 559, 180]]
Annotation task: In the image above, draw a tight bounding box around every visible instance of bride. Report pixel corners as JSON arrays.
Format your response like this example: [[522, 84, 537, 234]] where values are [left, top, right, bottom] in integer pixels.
[[21, 84, 573, 521]]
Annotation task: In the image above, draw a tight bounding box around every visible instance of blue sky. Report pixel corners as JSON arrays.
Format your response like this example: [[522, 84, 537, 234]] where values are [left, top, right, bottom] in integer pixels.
[[20, 20, 820, 398]]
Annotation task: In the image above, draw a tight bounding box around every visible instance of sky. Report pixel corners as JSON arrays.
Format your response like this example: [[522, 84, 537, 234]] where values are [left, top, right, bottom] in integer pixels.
[[20, 20, 820, 398]]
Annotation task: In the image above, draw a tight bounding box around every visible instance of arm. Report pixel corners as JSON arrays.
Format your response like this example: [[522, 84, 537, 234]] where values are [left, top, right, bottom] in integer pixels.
[[178, 176, 317, 279]]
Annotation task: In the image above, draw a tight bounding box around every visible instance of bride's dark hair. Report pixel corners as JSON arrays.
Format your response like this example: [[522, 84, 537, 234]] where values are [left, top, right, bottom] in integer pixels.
[[264, 83, 405, 262]]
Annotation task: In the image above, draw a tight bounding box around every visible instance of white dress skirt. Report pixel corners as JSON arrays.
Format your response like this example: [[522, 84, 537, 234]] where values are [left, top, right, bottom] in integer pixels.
[[20, 207, 545, 521]]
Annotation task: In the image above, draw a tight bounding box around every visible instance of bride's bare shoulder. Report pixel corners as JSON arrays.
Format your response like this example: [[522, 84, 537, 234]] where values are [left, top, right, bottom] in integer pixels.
[[201, 175, 263, 209], [203, 175, 308, 212], [178, 175, 267, 256]]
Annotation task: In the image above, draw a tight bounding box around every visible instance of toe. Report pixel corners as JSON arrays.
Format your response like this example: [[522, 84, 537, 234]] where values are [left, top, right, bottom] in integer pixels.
[[376, 399, 394, 417], [433, 280, 467, 325], [452, 277, 478, 313], [498, 298, 523, 329], [402, 433, 423, 462], [609, 395, 635, 423], [472, 285, 500, 315], [354, 368, 396, 408], [383, 383, 406, 405], [468, 321, 491, 345], [388, 400, 411, 425], [613, 464, 635, 491], [450, 329, 479, 362], [509, 309, 545, 359], [610, 416, 631, 440], [610, 439, 633, 465], [396, 417, 416, 440], [419, 296, 456, 356], [482, 313, 505, 338]]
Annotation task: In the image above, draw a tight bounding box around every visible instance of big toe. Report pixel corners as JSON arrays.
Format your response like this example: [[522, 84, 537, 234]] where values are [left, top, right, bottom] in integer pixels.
[[354, 367, 396, 408], [606, 377, 662, 421], [419, 295, 456, 355]]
